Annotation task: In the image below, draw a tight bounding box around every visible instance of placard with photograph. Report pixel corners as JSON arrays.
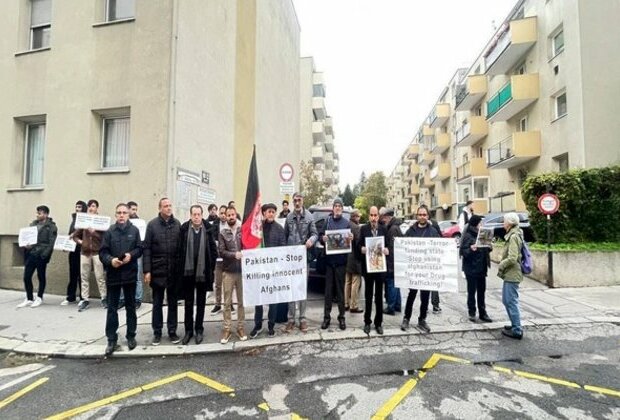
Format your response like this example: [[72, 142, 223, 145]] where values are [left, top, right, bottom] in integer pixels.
[[18, 227, 38, 247], [475, 228, 494, 248], [324, 229, 352, 255], [365, 236, 387, 273]]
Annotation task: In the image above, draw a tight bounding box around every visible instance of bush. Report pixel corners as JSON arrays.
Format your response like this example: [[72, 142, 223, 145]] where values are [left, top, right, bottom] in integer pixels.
[[521, 166, 620, 244]]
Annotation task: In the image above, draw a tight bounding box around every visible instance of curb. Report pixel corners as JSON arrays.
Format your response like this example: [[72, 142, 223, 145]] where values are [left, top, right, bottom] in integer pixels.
[[2, 316, 618, 360]]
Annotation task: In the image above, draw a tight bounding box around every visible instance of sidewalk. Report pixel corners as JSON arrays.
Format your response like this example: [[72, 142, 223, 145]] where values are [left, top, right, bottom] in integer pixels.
[[1, 271, 619, 359]]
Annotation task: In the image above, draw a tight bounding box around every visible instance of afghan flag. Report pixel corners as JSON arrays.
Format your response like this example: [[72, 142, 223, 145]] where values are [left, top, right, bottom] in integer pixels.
[[241, 146, 263, 249]]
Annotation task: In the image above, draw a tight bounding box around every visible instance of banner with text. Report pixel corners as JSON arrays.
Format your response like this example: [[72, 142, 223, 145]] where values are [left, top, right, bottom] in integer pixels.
[[54, 235, 77, 252], [75, 213, 111, 231], [242, 245, 307, 306], [394, 237, 458, 292]]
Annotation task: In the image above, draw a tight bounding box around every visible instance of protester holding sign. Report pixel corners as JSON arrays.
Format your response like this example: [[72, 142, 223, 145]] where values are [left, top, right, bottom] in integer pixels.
[[119, 200, 143, 309], [178, 205, 217, 345], [459, 215, 493, 323], [17, 205, 58, 308], [61, 201, 87, 306], [498, 212, 524, 340], [319, 197, 352, 331], [400, 204, 439, 334], [249, 203, 287, 339], [358, 206, 389, 335], [73, 200, 107, 312]]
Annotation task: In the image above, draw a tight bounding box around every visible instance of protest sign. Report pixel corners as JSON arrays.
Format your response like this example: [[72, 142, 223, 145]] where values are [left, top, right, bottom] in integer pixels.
[[18, 227, 38, 247], [394, 237, 458, 292], [365, 236, 386, 273], [75, 213, 111, 231], [324, 229, 352, 255], [131, 219, 147, 240], [54, 235, 77, 252], [242, 245, 307, 306]]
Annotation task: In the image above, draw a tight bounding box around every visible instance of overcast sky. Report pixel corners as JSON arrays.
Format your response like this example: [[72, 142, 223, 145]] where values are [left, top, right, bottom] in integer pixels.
[[292, 0, 517, 189]]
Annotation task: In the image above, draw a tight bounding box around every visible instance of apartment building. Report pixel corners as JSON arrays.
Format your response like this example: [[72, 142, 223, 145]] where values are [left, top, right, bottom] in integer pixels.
[[388, 0, 620, 220], [0, 0, 301, 291], [300, 56, 340, 201]]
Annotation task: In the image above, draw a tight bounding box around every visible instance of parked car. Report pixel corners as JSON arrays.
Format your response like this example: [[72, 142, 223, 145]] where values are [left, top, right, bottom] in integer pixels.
[[481, 212, 536, 242], [438, 220, 461, 240], [307, 205, 352, 292]]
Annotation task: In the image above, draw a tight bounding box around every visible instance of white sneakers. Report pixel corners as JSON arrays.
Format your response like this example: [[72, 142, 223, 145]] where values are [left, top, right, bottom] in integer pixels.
[[16, 297, 42, 308], [16, 299, 33, 308]]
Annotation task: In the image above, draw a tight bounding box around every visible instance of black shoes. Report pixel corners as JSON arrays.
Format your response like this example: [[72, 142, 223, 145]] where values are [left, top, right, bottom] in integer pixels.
[[479, 314, 493, 323], [339, 319, 346, 330], [169, 333, 181, 344], [250, 327, 263, 339], [363, 324, 371, 334], [432, 305, 442, 313], [127, 338, 137, 350], [375, 326, 384, 335], [105, 342, 119, 356], [417, 319, 431, 333], [195, 333, 203, 344], [267, 328, 275, 337], [468, 313, 477, 322], [350, 308, 363, 314], [502, 329, 523, 340], [152, 335, 161, 346], [182, 332, 194, 345], [400, 318, 410, 331], [383, 308, 396, 316], [321, 320, 330, 330]]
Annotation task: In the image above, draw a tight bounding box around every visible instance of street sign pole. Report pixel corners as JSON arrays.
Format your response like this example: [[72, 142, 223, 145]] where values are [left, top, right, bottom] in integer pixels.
[[538, 191, 560, 287]]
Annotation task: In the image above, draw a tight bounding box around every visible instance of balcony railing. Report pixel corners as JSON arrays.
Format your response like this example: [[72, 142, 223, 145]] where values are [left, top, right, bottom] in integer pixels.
[[455, 122, 471, 145], [487, 136, 513, 166], [457, 161, 471, 180], [454, 84, 467, 109], [485, 25, 512, 71], [487, 82, 512, 119]]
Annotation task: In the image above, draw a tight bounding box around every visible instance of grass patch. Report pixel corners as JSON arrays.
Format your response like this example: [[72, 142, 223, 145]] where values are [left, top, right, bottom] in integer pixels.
[[492, 241, 620, 252]]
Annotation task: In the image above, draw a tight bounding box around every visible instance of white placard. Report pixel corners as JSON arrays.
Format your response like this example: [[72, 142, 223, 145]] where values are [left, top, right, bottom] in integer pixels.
[[242, 245, 307, 306], [394, 237, 458, 292], [130, 219, 147, 240], [18, 227, 38, 247], [365, 236, 387, 273], [279, 181, 295, 194], [75, 213, 111, 231], [324, 229, 352, 255], [54, 235, 77, 252]]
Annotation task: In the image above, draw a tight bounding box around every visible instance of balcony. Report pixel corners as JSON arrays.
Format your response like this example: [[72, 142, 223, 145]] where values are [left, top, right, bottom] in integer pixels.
[[312, 97, 326, 120], [410, 182, 420, 196], [438, 192, 453, 208], [324, 169, 333, 184], [312, 145, 324, 163], [472, 199, 489, 215], [421, 173, 435, 188], [430, 162, 451, 182], [313, 72, 325, 97], [455, 116, 488, 148], [422, 125, 435, 140], [486, 74, 539, 122], [455, 75, 488, 111], [487, 131, 541, 169], [324, 152, 334, 169], [430, 133, 450, 155], [484, 17, 537, 75], [324, 135, 334, 152], [324, 116, 334, 136], [312, 121, 325, 143], [428, 103, 451, 128], [409, 163, 421, 176], [456, 158, 489, 183], [420, 151, 434, 165], [406, 144, 420, 159]]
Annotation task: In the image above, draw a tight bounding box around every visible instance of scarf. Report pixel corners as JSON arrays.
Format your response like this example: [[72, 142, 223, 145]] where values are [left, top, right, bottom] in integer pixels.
[[184, 224, 207, 282]]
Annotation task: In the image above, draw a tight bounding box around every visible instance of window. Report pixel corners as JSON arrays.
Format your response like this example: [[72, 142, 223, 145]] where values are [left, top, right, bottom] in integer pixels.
[[514, 62, 526, 75], [24, 123, 46, 185], [107, 0, 135, 22], [30, 0, 51, 49], [519, 116, 528, 132], [553, 29, 564, 56], [102, 117, 130, 169], [555, 92, 567, 119], [554, 154, 569, 172]]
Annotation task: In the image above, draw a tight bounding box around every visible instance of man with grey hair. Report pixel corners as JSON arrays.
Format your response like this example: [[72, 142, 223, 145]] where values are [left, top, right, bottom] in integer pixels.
[[497, 212, 524, 340]]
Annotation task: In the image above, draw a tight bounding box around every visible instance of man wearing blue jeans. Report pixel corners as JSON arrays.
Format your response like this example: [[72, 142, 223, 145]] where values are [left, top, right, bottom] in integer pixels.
[[497, 212, 524, 339], [380, 208, 401, 315]]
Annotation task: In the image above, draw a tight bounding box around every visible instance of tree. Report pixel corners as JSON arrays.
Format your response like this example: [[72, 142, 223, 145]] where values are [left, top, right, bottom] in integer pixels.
[[352, 172, 367, 197], [342, 184, 355, 207], [298, 160, 328, 207], [353, 195, 370, 222], [361, 171, 388, 210]]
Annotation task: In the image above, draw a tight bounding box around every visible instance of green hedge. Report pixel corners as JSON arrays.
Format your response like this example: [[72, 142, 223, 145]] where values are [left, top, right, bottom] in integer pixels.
[[521, 166, 620, 244]]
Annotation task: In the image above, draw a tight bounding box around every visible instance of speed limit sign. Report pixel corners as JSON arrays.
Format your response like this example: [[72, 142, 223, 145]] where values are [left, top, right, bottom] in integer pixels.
[[538, 193, 560, 215]]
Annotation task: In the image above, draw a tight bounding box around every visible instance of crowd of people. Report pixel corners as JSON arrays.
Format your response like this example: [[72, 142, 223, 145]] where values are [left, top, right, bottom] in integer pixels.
[[17, 194, 526, 355]]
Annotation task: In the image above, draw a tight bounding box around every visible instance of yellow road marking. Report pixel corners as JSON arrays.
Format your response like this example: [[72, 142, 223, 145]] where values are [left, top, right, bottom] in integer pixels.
[[291, 413, 307, 420], [0, 377, 49, 410], [141, 372, 188, 391], [513, 369, 581, 389], [258, 402, 269, 411], [584, 385, 620, 398], [371, 378, 418, 420], [186, 371, 235, 394], [493, 366, 512, 374]]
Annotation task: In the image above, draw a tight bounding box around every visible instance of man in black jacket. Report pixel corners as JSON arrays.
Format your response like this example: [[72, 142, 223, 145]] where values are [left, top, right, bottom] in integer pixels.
[[400, 205, 439, 334], [358, 206, 389, 335], [178, 205, 218, 345], [380, 208, 402, 315], [143, 198, 182, 346], [250, 203, 287, 339], [460, 215, 493, 323], [100, 203, 143, 356]]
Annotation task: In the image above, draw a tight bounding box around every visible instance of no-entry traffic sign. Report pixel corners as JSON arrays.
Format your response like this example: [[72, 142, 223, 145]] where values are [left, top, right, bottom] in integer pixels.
[[538, 193, 560, 215]]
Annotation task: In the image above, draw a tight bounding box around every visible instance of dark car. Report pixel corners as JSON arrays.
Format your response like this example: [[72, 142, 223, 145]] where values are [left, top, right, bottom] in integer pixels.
[[307, 205, 352, 292], [481, 212, 536, 242]]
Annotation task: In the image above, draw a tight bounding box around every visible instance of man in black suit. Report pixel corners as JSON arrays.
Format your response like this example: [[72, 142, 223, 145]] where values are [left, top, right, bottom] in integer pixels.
[[357, 206, 389, 335]]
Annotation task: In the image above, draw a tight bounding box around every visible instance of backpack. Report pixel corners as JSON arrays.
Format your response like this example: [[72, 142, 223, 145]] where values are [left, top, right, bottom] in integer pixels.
[[520, 238, 533, 274]]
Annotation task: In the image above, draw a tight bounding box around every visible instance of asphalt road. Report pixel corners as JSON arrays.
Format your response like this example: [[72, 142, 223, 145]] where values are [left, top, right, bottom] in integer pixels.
[[1, 322, 619, 419]]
